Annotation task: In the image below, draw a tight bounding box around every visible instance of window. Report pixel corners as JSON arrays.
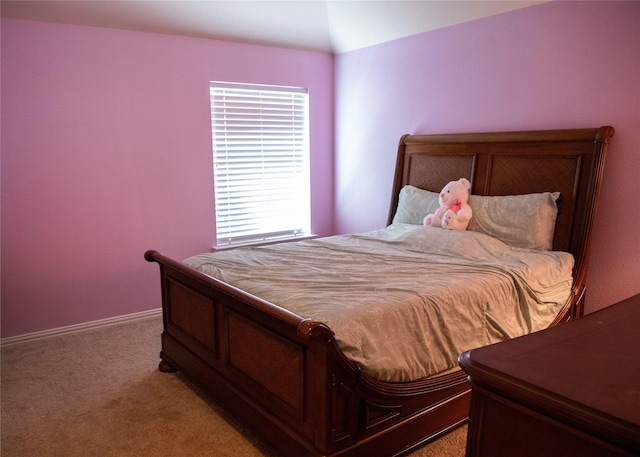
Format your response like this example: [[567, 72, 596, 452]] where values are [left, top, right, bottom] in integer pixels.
[[210, 81, 311, 247]]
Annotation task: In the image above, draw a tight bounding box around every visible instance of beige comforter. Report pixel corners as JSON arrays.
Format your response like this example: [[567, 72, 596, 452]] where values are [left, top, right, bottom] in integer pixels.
[[185, 223, 574, 382]]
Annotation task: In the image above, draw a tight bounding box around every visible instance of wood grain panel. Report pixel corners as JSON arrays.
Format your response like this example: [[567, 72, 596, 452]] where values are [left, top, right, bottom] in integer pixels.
[[167, 278, 217, 354], [405, 153, 476, 192], [226, 311, 305, 415], [486, 154, 581, 251]]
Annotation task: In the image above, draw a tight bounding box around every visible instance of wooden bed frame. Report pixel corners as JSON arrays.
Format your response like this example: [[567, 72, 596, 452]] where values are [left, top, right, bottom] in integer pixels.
[[145, 126, 614, 457]]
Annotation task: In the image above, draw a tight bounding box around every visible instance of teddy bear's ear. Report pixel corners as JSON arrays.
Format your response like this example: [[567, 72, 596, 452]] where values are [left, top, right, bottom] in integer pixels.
[[459, 178, 471, 192]]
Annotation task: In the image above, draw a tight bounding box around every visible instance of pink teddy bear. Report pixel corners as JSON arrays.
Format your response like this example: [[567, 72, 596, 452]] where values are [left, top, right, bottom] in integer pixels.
[[423, 178, 473, 230]]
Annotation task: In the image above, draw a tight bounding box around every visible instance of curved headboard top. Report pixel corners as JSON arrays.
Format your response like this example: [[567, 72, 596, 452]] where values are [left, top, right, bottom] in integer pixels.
[[388, 126, 614, 317]]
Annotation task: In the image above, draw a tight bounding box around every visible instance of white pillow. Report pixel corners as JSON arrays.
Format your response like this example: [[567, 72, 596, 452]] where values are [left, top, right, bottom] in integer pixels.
[[392, 185, 440, 225], [467, 192, 560, 250]]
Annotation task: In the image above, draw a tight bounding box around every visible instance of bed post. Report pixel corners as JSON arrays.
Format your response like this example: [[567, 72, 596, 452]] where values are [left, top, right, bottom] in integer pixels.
[[569, 126, 614, 318], [387, 134, 410, 226]]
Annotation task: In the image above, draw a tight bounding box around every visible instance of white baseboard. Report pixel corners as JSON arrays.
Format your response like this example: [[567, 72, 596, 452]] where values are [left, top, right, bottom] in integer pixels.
[[0, 308, 162, 347]]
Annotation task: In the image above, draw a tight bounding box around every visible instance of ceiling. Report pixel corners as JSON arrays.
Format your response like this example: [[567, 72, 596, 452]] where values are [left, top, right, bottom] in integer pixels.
[[0, 1, 544, 54]]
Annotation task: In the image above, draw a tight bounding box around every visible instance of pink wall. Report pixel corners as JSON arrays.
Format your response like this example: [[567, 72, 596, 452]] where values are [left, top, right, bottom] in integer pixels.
[[1, 20, 334, 337], [2, 1, 638, 337], [334, 1, 640, 313]]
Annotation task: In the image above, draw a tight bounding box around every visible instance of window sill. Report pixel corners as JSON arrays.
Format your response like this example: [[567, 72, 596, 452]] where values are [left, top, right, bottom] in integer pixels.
[[212, 234, 318, 251]]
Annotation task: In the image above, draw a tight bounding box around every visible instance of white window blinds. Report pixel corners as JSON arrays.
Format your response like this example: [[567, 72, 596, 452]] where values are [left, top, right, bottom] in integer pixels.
[[210, 82, 311, 246]]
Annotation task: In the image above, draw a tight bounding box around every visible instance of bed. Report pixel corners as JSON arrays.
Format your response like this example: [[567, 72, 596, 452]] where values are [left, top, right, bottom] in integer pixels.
[[145, 126, 614, 457]]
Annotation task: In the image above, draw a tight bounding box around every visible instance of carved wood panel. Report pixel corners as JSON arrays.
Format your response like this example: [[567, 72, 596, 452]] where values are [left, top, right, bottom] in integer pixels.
[[166, 278, 217, 355], [226, 310, 305, 418], [405, 153, 476, 193]]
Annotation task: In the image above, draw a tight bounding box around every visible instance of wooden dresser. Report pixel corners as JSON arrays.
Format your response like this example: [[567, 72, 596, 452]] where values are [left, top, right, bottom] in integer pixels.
[[459, 294, 640, 457]]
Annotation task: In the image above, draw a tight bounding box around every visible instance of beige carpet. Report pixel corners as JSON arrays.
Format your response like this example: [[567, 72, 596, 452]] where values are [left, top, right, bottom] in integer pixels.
[[1, 315, 467, 457]]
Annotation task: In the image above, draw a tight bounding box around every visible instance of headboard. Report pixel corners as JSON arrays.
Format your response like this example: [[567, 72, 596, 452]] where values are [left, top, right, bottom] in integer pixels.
[[388, 126, 614, 318]]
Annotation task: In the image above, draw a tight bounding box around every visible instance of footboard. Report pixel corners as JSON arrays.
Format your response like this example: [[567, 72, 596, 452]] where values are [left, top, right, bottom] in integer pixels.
[[145, 250, 470, 457]]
